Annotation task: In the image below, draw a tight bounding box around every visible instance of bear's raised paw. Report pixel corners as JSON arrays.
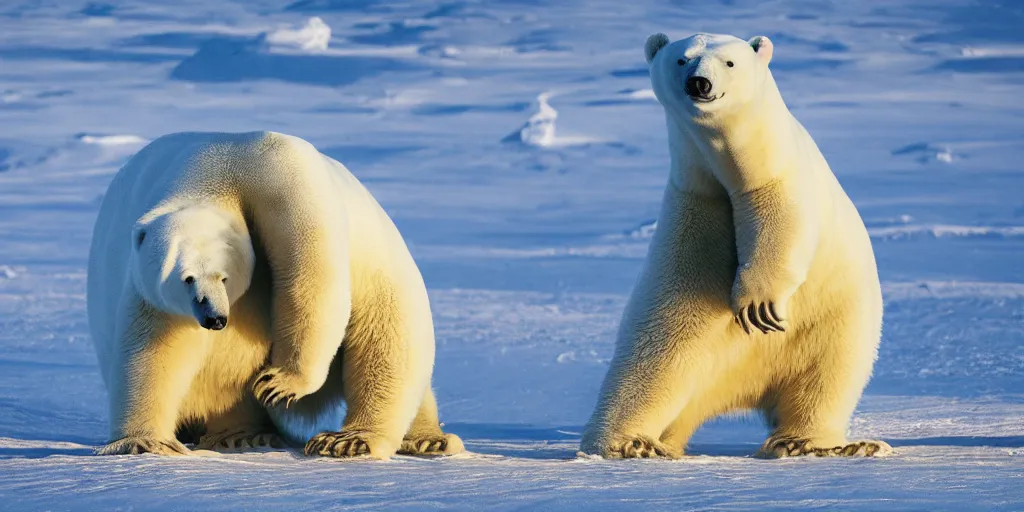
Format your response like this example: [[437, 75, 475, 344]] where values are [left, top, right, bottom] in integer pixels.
[[252, 367, 315, 409], [731, 267, 800, 335], [734, 301, 786, 334]]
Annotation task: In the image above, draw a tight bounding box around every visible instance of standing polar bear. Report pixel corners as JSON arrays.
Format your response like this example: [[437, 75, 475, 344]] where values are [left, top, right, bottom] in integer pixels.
[[580, 33, 890, 458], [88, 131, 463, 459]]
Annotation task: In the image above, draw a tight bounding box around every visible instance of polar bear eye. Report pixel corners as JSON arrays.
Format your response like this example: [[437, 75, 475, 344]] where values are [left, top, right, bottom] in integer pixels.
[[727, 61, 734, 67], [677, 58, 686, 66], [185, 276, 195, 285], [221, 277, 228, 284]]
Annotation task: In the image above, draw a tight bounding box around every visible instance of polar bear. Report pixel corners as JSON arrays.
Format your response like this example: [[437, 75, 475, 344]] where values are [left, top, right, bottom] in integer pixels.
[[580, 33, 890, 459], [87, 131, 463, 459]]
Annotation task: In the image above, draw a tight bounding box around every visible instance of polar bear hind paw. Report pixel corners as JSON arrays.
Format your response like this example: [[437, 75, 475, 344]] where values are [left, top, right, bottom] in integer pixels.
[[399, 433, 465, 456], [305, 430, 374, 458], [606, 435, 678, 459], [198, 430, 286, 451], [757, 437, 892, 458], [97, 437, 189, 456]]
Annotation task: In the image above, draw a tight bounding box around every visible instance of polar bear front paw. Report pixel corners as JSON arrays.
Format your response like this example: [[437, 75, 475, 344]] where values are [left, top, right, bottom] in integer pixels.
[[606, 435, 679, 459], [198, 430, 286, 451], [252, 367, 315, 408], [304, 430, 395, 458], [97, 437, 189, 456], [399, 433, 465, 456], [732, 270, 796, 334], [757, 436, 893, 458], [733, 300, 786, 334]]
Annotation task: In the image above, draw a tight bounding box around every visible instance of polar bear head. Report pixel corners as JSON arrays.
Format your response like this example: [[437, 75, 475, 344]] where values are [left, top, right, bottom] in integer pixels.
[[645, 32, 774, 120], [130, 205, 255, 330]]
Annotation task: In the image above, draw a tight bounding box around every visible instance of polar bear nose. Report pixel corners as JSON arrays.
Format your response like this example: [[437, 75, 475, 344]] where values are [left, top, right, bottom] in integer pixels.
[[202, 315, 228, 330], [685, 76, 712, 98]]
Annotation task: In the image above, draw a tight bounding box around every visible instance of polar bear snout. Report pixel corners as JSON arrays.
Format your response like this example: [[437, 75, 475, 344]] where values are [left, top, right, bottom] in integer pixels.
[[685, 76, 713, 99], [201, 314, 227, 330], [191, 294, 229, 330]]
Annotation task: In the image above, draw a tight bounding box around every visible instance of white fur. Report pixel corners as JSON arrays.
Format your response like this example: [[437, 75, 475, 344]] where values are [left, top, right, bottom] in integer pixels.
[[580, 34, 889, 459], [88, 131, 462, 458]]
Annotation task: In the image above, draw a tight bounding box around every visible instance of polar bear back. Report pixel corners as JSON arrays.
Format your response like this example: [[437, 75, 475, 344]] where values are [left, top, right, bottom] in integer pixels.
[[87, 131, 423, 383]]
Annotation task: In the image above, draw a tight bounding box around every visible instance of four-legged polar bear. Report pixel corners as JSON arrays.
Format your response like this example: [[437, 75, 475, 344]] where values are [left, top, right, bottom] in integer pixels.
[[88, 131, 462, 459]]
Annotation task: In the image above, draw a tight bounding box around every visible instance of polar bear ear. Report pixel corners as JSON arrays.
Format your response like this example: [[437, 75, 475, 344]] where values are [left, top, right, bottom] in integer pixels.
[[749, 35, 774, 64], [645, 33, 670, 64]]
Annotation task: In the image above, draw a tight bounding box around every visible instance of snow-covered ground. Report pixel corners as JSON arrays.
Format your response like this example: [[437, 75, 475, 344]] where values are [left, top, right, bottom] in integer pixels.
[[0, 0, 1022, 510]]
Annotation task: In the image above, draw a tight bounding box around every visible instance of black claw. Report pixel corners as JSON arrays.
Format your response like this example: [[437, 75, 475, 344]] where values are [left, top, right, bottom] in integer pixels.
[[759, 303, 785, 332], [328, 439, 342, 456], [272, 393, 292, 408], [263, 390, 282, 407], [738, 311, 751, 334], [255, 373, 273, 384], [747, 305, 767, 334], [768, 302, 783, 323], [304, 440, 315, 456]]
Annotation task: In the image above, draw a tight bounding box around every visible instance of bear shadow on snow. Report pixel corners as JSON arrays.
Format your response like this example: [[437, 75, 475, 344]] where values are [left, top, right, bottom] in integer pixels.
[[0, 445, 96, 459], [887, 436, 1024, 449], [349, 21, 437, 46], [441, 421, 766, 459]]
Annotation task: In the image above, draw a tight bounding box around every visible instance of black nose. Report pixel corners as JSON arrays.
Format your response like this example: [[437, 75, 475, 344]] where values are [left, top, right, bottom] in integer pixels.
[[203, 316, 227, 330], [685, 76, 712, 97]]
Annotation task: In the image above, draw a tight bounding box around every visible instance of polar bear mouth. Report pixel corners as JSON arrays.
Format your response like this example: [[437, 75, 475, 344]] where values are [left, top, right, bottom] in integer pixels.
[[690, 92, 724, 103]]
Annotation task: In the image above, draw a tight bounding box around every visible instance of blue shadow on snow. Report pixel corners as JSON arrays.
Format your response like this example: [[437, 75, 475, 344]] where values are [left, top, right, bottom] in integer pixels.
[[170, 38, 422, 87]]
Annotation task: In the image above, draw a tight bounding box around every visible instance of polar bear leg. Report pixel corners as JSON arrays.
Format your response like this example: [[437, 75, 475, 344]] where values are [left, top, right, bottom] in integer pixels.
[[98, 298, 205, 456], [198, 397, 284, 451], [584, 318, 773, 459], [242, 151, 353, 408], [757, 319, 889, 458], [304, 287, 429, 460], [730, 181, 816, 331], [398, 388, 464, 456], [581, 351, 702, 459], [658, 356, 770, 455]]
